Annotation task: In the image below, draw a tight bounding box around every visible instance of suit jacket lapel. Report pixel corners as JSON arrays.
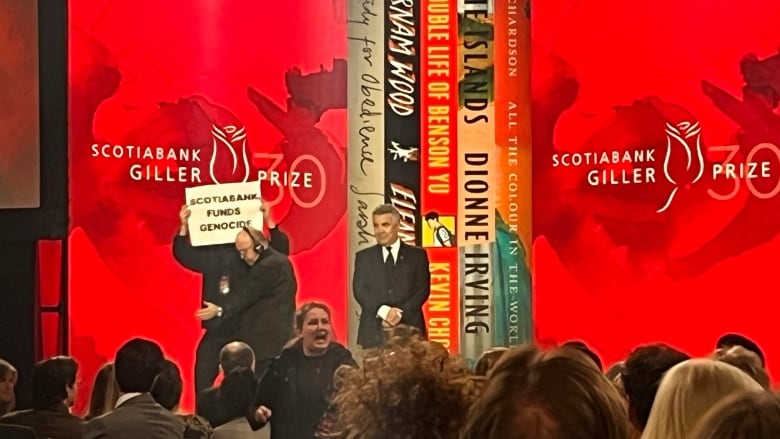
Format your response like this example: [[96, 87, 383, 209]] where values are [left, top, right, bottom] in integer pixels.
[[374, 245, 387, 288]]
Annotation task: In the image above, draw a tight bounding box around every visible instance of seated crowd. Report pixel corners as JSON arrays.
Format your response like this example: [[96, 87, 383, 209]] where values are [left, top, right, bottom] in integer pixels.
[[1, 306, 778, 438]]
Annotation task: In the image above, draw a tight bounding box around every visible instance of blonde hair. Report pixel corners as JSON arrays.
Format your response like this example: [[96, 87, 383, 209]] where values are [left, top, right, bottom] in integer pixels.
[[641, 359, 764, 439]]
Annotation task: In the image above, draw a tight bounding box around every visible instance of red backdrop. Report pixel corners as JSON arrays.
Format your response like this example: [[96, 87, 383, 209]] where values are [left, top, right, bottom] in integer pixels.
[[532, 0, 780, 378], [68, 0, 347, 413]]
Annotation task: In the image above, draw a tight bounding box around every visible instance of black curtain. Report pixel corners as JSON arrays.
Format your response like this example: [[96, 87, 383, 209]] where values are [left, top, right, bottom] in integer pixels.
[[0, 0, 67, 409]]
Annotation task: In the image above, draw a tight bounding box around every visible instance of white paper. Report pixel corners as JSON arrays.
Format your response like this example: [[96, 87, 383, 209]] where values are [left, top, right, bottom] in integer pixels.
[[185, 181, 262, 246]]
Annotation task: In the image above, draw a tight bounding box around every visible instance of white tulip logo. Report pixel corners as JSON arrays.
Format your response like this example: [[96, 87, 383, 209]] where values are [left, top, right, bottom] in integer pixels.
[[210, 125, 250, 184], [657, 121, 705, 212]]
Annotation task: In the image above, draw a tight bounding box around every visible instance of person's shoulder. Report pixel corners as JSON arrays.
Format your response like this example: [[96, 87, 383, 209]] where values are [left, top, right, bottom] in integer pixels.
[[356, 245, 379, 257], [0, 409, 34, 423], [328, 342, 354, 360], [261, 247, 291, 264], [262, 344, 299, 377], [402, 243, 428, 255]]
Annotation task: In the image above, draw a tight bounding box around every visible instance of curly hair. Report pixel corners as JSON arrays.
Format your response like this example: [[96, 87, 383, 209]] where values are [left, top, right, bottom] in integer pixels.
[[331, 327, 479, 439]]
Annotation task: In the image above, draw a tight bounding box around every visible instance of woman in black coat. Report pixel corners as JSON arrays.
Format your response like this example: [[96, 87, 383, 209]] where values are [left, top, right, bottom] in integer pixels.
[[248, 302, 356, 439]]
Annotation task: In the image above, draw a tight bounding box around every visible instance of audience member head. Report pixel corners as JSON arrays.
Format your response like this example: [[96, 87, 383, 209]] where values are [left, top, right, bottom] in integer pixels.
[[295, 302, 333, 356], [333, 327, 478, 439], [605, 361, 626, 381], [32, 356, 78, 410], [561, 340, 603, 371], [150, 359, 183, 412], [621, 343, 690, 431], [219, 366, 256, 421], [712, 345, 770, 388], [641, 359, 764, 439], [114, 338, 164, 393], [461, 344, 628, 439], [0, 358, 18, 415], [86, 362, 119, 420], [218, 341, 255, 375], [717, 333, 765, 366], [474, 347, 509, 377], [690, 390, 780, 439]]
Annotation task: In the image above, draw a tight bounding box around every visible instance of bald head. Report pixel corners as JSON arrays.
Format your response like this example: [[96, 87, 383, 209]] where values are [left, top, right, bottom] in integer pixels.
[[219, 341, 255, 374], [235, 227, 266, 265]]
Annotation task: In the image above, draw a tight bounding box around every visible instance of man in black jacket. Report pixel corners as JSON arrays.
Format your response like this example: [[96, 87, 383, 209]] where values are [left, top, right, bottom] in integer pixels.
[[226, 227, 297, 375], [84, 339, 181, 439], [196, 341, 255, 428], [0, 356, 82, 439], [173, 202, 289, 394], [353, 204, 431, 348]]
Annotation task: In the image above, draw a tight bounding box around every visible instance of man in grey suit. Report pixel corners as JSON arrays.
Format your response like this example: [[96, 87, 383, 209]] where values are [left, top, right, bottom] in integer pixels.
[[85, 338, 182, 439]]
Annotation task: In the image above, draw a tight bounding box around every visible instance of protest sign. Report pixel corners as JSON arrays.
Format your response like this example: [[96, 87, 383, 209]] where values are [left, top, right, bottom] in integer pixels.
[[185, 181, 262, 246]]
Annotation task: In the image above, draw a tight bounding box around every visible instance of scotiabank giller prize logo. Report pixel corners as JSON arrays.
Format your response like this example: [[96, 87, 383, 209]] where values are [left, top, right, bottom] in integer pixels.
[[551, 118, 780, 213], [89, 123, 253, 185]]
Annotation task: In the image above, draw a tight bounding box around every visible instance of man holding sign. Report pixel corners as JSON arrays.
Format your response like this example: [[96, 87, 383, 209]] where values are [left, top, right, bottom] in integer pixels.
[[173, 200, 289, 395]]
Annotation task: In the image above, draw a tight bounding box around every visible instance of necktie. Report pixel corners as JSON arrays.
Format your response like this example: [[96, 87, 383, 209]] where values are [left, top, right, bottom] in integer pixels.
[[385, 246, 394, 280]]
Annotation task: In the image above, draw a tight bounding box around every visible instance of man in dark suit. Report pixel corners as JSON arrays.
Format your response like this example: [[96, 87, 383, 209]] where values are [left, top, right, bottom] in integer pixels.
[[196, 341, 255, 428], [353, 204, 431, 348], [84, 338, 182, 439], [0, 356, 82, 439], [174, 201, 289, 395], [197, 226, 297, 378]]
